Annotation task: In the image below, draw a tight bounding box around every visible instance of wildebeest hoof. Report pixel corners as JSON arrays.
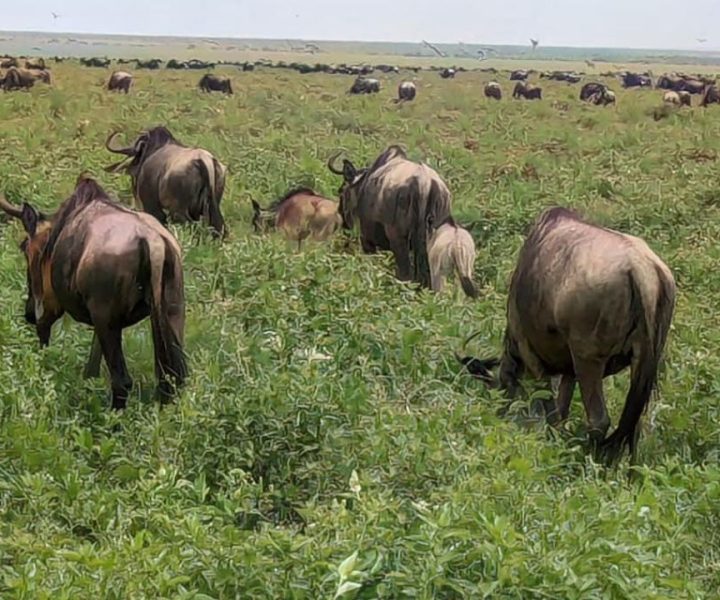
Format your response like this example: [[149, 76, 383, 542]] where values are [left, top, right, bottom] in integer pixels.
[[588, 428, 606, 445]]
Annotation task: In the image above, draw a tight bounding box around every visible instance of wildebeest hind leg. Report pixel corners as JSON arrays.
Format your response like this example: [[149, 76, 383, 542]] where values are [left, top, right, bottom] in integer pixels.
[[573, 358, 610, 443], [96, 326, 133, 410], [554, 375, 576, 423], [83, 333, 103, 379], [387, 229, 412, 281]]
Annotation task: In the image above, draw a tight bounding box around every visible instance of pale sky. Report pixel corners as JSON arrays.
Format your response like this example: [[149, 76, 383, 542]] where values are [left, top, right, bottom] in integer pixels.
[[2, 0, 719, 50]]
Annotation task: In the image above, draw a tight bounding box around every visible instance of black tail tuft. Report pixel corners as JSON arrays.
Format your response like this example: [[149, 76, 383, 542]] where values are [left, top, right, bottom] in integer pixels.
[[460, 276, 479, 299]]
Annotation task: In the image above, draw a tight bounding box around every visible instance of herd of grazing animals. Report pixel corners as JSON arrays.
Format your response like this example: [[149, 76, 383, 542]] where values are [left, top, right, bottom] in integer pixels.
[[1, 53, 702, 462]]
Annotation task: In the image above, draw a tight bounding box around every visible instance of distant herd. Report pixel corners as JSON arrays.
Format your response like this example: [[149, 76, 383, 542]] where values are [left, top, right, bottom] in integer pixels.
[[0, 52, 691, 463]]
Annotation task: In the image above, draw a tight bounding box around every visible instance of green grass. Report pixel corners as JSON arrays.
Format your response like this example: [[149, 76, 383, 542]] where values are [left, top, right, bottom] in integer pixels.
[[1, 62, 720, 598]]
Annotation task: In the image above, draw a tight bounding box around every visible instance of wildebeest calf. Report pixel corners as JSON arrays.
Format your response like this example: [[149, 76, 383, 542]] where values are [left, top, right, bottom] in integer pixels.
[[199, 74, 233, 95], [428, 218, 479, 298]]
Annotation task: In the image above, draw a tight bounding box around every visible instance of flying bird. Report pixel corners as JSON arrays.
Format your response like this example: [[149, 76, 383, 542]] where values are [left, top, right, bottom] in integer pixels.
[[52, 12, 60, 19], [530, 38, 539, 49]]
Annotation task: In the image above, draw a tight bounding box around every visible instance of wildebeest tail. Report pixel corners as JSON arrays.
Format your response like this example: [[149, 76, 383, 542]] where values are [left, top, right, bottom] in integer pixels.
[[452, 236, 479, 299], [194, 157, 226, 238], [412, 178, 451, 288], [601, 267, 675, 461], [142, 237, 188, 400]]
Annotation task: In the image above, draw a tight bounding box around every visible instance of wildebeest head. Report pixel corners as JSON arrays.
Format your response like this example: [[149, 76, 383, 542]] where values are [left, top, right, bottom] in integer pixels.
[[327, 151, 367, 229], [0, 195, 53, 326], [104, 126, 179, 183]]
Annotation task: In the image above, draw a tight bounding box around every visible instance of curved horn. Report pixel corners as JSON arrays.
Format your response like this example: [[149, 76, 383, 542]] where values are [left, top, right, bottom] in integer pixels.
[[0, 194, 23, 219], [327, 150, 346, 175], [105, 131, 134, 155]]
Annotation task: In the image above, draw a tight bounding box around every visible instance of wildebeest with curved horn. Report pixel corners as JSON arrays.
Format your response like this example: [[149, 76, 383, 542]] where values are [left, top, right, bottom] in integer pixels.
[[484, 81, 502, 100], [0, 67, 51, 91], [24, 58, 47, 70], [461, 207, 675, 461], [108, 70, 133, 93], [251, 187, 342, 250], [397, 81, 417, 101], [0, 177, 187, 409], [349, 76, 380, 94], [104, 126, 227, 237], [512, 81, 542, 100], [327, 146, 452, 287], [198, 74, 233, 95]]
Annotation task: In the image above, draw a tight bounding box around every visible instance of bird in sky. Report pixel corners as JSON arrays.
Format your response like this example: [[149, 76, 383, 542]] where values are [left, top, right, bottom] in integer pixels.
[[52, 12, 60, 19], [530, 38, 539, 49]]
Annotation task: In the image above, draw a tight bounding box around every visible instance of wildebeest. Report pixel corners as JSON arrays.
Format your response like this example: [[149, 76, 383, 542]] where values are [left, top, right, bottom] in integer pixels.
[[136, 58, 162, 70], [80, 57, 110, 68], [0, 67, 51, 91], [107, 71, 133, 93], [1, 56, 18, 69], [428, 218, 478, 298], [510, 69, 529, 81], [0, 178, 187, 409], [198, 74, 233, 95], [585, 87, 616, 106], [700, 84, 720, 107], [462, 207, 675, 460], [440, 68, 456, 79], [104, 127, 227, 237], [542, 71, 582, 84], [251, 188, 342, 249], [241, 62, 255, 72], [663, 90, 692, 107], [349, 77, 381, 94], [397, 81, 417, 101], [484, 81, 502, 100], [580, 82, 607, 101], [327, 146, 452, 287], [186, 59, 215, 70], [622, 72, 652, 88], [24, 58, 47, 70], [657, 74, 705, 94], [512, 81, 542, 100], [166, 59, 186, 69]]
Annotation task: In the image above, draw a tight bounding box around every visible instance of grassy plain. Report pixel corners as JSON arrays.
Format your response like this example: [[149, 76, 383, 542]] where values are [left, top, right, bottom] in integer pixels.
[[1, 61, 720, 598]]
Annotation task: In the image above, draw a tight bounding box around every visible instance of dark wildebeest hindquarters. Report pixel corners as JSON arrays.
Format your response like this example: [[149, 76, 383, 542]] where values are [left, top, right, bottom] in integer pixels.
[[440, 68, 456, 79], [622, 72, 652, 88], [701, 84, 720, 107], [108, 71, 133, 93], [81, 57, 111, 68], [397, 81, 417, 101], [349, 77, 381, 94], [198, 74, 233, 94], [513, 81, 542, 100], [580, 82, 607, 101], [461, 208, 675, 461], [136, 58, 162, 70], [484, 82, 502, 100], [104, 127, 227, 237], [328, 146, 452, 288], [0, 178, 187, 410], [251, 188, 342, 250], [510, 69, 529, 81]]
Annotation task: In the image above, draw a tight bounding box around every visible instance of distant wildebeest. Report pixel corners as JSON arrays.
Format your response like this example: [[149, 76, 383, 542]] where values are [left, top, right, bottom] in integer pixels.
[[580, 82, 607, 101], [700, 84, 720, 107], [166, 59, 186, 69], [588, 89, 616, 106], [198, 74, 233, 94], [622, 72, 652, 88], [460, 207, 675, 460], [397, 81, 417, 101], [136, 58, 162, 70], [349, 76, 380, 94], [327, 146, 452, 287], [512, 81, 542, 100], [440, 68, 456, 79], [1, 56, 18, 69], [24, 58, 46, 70], [657, 74, 705, 94], [428, 218, 479, 298], [0, 67, 51, 91], [242, 62, 255, 72], [186, 59, 215, 70], [0, 178, 187, 410], [251, 188, 342, 250], [510, 69, 529, 81], [542, 71, 581, 83], [80, 57, 111, 68], [663, 90, 692, 107], [107, 71, 133, 93], [484, 81, 502, 100], [104, 127, 227, 237]]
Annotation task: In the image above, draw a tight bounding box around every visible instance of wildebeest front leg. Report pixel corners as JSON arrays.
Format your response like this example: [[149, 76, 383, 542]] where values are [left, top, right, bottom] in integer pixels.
[[386, 228, 412, 281], [83, 333, 103, 379], [96, 326, 133, 410], [554, 375, 576, 423], [573, 358, 610, 443]]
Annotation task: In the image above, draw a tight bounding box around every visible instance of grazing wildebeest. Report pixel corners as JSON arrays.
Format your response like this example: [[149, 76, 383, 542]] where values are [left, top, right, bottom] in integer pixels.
[[440, 68, 456, 79], [461, 207, 675, 460], [397, 81, 417, 101], [663, 90, 692, 107], [24, 58, 46, 70], [1, 57, 18, 68], [349, 77, 381, 94], [187, 59, 215, 70], [198, 74, 233, 95], [587, 88, 616, 106], [242, 62, 255, 72], [428, 218, 479, 298], [0, 67, 51, 91], [136, 58, 162, 70], [510, 69, 529, 81], [104, 127, 227, 237], [80, 57, 111, 68], [657, 74, 705, 94], [107, 71, 133, 93], [166, 59, 186, 69], [0, 178, 187, 409], [542, 71, 582, 83], [512, 81, 542, 100], [622, 72, 652, 88], [327, 146, 452, 287], [251, 188, 342, 250], [700, 84, 720, 107], [484, 82, 502, 100], [580, 82, 607, 101]]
